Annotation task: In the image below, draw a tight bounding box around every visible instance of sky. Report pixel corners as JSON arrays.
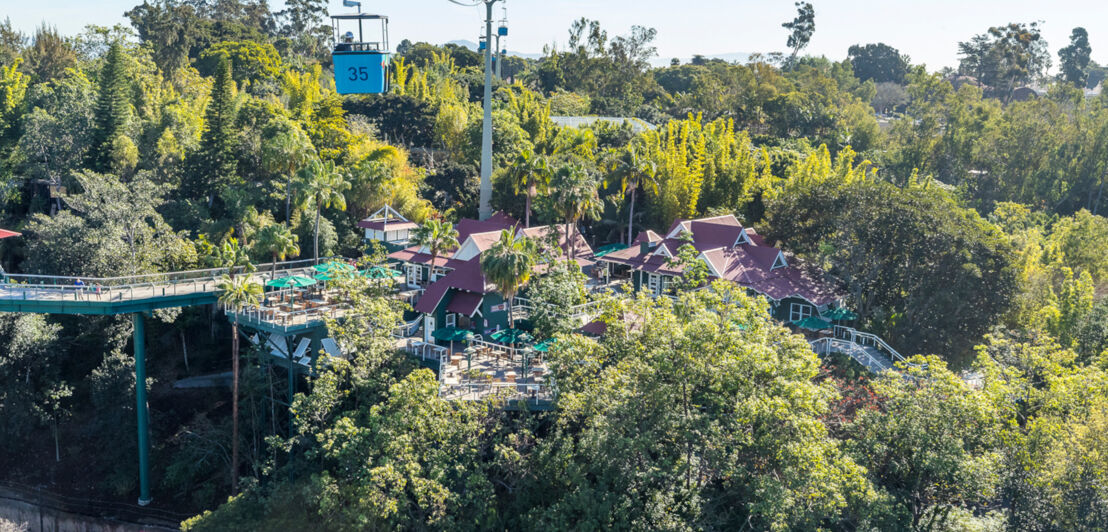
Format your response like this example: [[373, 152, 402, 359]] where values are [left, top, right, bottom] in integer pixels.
[[6, 0, 1108, 71]]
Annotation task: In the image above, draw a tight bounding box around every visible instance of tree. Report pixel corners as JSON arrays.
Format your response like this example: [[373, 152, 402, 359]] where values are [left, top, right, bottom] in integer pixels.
[[22, 24, 76, 82], [254, 223, 300, 279], [0, 17, 25, 67], [782, 2, 816, 69], [604, 144, 657, 244], [847, 43, 909, 84], [505, 149, 550, 227], [548, 163, 602, 261], [191, 54, 239, 203], [260, 117, 314, 223], [958, 22, 1050, 101], [411, 218, 459, 283], [480, 230, 538, 328], [846, 356, 1001, 530], [1058, 27, 1092, 88], [301, 159, 349, 262], [88, 42, 130, 173], [216, 273, 263, 494]]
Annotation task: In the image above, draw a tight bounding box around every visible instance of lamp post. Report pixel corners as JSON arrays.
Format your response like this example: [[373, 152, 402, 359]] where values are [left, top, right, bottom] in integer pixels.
[[449, 0, 504, 220]]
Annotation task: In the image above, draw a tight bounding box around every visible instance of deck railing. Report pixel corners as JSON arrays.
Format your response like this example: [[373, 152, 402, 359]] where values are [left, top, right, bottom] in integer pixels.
[[831, 325, 907, 364], [0, 257, 339, 303]]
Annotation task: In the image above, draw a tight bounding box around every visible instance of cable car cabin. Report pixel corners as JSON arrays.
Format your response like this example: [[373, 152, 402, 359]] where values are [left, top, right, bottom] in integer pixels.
[[331, 13, 390, 95]]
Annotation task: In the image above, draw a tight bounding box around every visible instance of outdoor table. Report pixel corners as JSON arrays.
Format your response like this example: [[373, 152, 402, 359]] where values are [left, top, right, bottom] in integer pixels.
[[504, 371, 517, 383]]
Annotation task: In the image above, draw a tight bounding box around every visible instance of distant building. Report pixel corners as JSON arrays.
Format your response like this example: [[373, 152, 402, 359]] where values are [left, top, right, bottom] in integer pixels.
[[358, 205, 418, 251]]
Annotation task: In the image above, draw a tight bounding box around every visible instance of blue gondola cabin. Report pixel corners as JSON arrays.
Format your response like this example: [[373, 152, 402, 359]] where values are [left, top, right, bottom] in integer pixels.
[[331, 12, 390, 95]]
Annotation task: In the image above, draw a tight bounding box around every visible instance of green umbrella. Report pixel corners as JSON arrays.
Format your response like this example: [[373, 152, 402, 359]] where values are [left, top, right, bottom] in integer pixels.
[[491, 328, 532, 345], [792, 316, 833, 331], [592, 243, 629, 258], [432, 326, 470, 355], [313, 261, 355, 273], [822, 307, 859, 321], [266, 275, 317, 288], [363, 266, 403, 279], [532, 338, 557, 352]]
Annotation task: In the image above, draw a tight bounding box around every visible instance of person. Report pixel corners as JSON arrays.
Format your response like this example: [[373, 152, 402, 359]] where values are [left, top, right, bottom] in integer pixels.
[[74, 278, 84, 300], [95, 283, 102, 297], [336, 31, 355, 51]]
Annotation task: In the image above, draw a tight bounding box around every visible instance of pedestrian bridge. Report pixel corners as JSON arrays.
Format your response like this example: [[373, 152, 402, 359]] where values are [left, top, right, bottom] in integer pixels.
[[0, 258, 325, 315]]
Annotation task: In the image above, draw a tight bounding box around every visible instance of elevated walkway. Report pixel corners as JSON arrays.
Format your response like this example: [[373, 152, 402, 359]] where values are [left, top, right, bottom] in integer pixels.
[[810, 325, 907, 373]]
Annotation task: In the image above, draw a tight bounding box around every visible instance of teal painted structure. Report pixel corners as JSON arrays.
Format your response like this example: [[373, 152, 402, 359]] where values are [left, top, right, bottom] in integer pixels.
[[132, 313, 151, 506]]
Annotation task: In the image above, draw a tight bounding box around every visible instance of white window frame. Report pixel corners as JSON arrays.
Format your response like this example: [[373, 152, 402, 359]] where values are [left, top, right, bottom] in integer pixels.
[[647, 273, 661, 295], [789, 302, 813, 322], [406, 264, 420, 286], [445, 313, 456, 328]]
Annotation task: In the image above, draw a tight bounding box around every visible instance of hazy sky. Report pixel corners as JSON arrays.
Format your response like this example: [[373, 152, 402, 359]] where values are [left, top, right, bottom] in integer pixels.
[[6, 0, 1108, 70]]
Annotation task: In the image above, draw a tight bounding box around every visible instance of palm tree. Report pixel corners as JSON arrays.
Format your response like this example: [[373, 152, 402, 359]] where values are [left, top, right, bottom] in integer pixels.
[[411, 218, 459, 283], [604, 145, 658, 245], [255, 224, 300, 279], [506, 149, 550, 227], [301, 159, 350, 262], [218, 237, 255, 279], [480, 230, 538, 328], [261, 123, 313, 223], [217, 273, 263, 494], [550, 163, 603, 262]]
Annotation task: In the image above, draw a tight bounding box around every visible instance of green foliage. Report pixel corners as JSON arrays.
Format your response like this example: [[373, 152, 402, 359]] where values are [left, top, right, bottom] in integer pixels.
[[848, 42, 910, 84], [1058, 28, 1092, 87], [782, 2, 816, 67], [22, 24, 76, 82], [189, 54, 239, 200], [88, 42, 131, 172], [957, 22, 1050, 101], [411, 218, 459, 281], [524, 260, 588, 338], [480, 230, 538, 327]]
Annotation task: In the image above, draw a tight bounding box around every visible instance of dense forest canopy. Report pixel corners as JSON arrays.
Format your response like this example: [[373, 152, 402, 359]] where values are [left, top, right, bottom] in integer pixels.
[[2, 2, 1108, 530]]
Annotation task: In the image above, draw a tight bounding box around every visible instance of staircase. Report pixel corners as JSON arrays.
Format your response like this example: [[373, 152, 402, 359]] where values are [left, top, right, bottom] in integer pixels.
[[810, 325, 907, 373]]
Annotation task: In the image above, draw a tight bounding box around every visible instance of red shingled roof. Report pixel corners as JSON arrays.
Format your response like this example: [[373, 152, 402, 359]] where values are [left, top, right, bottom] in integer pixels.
[[445, 291, 483, 316]]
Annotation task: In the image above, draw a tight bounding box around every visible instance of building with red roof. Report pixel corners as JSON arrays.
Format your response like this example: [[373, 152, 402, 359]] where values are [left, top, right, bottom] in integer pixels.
[[596, 214, 842, 323], [388, 213, 595, 342]]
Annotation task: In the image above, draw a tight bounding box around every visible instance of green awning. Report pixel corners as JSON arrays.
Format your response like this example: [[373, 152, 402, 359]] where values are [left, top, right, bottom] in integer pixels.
[[792, 316, 833, 331], [266, 275, 318, 288], [822, 307, 858, 321], [431, 327, 471, 342], [593, 243, 630, 258], [491, 328, 532, 344]]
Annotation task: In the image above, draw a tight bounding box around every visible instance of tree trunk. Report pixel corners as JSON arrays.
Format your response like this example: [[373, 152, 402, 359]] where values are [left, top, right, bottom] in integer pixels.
[[313, 207, 321, 263], [53, 420, 60, 463], [231, 320, 240, 494], [181, 331, 189, 373], [507, 293, 514, 329], [564, 220, 572, 262], [627, 187, 637, 245], [285, 175, 293, 223], [271, 254, 278, 280], [525, 188, 532, 228]]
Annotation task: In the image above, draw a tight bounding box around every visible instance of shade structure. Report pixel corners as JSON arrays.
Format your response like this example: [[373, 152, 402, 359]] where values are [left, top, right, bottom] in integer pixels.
[[491, 328, 532, 344], [431, 326, 471, 343], [792, 316, 832, 331], [822, 307, 858, 321], [532, 338, 557, 352], [266, 275, 318, 288], [592, 243, 629, 259], [313, 261, 356, 273]]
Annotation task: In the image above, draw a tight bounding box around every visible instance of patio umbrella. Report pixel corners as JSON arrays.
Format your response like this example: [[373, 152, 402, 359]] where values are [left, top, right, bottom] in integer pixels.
[[266, 275, 318, 306], [821, 307, 858, 321], [491, 328, 532, 345], [532, 338, 557, 352], [362, 266, 403, 279], [432, 326, 471, 356], [792, 316, 833, 331], [313, 261, 356, 273]]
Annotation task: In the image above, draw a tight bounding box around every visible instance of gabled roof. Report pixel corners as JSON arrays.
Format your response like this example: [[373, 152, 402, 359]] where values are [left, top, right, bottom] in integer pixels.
[[445, 291, 483, 316], [596, 214, 839, 305], [456, 212, 517, 241], [414, 259, 490, 314]]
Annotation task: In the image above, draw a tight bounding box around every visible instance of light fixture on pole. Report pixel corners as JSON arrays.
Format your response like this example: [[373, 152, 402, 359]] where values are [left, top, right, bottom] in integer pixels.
[[448, 0, 504, 220]]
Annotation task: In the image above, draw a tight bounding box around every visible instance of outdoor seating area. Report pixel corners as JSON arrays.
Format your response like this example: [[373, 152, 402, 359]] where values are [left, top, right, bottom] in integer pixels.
[[438, 339, 554, 405]]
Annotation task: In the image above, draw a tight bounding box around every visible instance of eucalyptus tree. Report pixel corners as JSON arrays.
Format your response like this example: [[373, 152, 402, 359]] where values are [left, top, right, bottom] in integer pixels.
[[216, 273, 263, 494], [411, 218, 459, 282]]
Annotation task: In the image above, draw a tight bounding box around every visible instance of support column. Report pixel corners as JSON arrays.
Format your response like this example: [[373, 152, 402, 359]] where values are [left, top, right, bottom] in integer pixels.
[[133, 312, 152, 506]]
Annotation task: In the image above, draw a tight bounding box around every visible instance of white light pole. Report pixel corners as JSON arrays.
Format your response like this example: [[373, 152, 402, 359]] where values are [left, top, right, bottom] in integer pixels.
[[450, 0, 502, 220]]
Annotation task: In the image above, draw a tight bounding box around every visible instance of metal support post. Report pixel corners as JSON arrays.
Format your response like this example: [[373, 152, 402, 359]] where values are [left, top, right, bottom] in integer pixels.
[[133, 312, 152, 506]]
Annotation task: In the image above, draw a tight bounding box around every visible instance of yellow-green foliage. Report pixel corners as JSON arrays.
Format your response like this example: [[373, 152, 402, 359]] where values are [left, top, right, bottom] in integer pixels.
[[0, 58, 28, 138]]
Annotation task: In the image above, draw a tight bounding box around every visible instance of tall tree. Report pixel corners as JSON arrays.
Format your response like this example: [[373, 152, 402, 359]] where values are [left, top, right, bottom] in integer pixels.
[[549, 163, 602, 261], [1058, 27, 1092, 88], [480, 230, 537, 328], [216, 273, 263, 495], [192, 54, 239, 203], [782, 2, 815, 69], [22, 24, 76, 82], [411, 218, 459, 283], [260, 117, 314, 223], [88, 42, 130, 173], [506, 149, 550, 228], [301, 159, 349, 262], [254, 223, 300, 279], [958, 22, 1050, 101], [847, 42, 910, 84]]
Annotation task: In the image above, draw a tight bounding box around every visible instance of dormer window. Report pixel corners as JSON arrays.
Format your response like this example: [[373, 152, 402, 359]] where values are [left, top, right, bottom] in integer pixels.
[[734, 230, 750, 246], [772, 252, 788, 270]]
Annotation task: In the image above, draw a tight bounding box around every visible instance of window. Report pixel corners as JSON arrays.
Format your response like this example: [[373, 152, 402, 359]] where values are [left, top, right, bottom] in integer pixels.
[[789, 302, 813, 322], [647, 273, 661, 295], [772, 252, 788, 270], [445, 313, 456, 328]]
